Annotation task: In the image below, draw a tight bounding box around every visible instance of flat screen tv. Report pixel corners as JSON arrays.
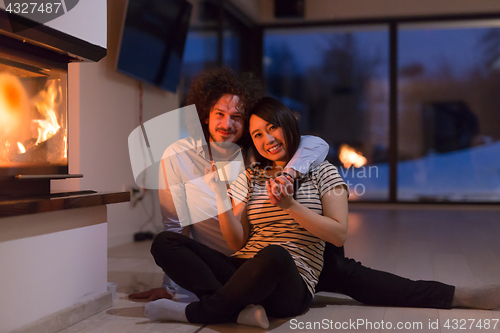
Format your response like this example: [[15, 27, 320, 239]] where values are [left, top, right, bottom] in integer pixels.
[[117, 0, 192, 93]]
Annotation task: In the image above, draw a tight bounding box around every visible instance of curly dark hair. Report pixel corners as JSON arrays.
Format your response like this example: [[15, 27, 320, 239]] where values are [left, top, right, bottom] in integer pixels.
[[185, 67, 263, 144]]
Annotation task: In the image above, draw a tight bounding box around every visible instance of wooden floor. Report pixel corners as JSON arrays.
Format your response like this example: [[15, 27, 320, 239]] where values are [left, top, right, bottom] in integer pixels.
[[61, 206, 500, 333]]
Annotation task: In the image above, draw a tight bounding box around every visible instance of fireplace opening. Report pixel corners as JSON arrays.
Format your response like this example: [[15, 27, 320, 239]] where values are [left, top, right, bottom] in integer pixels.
[[0, 52, 68, 171], [0, 33, 84, 200]]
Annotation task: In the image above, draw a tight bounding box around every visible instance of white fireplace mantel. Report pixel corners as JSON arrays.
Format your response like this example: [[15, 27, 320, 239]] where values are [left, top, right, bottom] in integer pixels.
[[0, 192, 129, 333]]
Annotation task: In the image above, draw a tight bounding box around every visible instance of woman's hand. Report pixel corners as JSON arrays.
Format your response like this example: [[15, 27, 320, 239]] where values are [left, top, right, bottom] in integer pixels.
[[204, 166, 228, 197], [266, 175, 294, 209], [206, 166, 251, 252]]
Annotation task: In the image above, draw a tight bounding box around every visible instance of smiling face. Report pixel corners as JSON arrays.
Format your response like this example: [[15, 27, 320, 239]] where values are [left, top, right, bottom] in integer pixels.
[[249, 114, 288, 166], [206, 94, 245, 144]]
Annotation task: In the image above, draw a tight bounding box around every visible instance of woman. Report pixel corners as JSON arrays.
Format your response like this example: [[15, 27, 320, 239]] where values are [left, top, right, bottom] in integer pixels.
[[144, 96, 349, 327]]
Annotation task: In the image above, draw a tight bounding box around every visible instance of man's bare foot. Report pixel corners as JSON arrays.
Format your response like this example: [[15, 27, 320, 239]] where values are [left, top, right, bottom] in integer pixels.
[[129, 287, 174, 301], [452, 284, 500, 310]]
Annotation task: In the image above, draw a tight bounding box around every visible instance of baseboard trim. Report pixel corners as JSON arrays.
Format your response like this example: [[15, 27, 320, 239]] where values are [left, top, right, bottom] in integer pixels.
[[11, 291, 112, 333]]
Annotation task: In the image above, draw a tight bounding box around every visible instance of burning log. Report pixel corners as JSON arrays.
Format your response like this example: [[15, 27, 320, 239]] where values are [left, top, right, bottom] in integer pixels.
[[0, 76, 66, 166]]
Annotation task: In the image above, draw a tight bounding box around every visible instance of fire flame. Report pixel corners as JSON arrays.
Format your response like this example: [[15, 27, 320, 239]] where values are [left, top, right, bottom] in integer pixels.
[[339, 144, 367, 168], [33, 81, 61, 145], [0, 74, 65, 165], [0, 73, 29, 141], [17, 142, 26, 154]]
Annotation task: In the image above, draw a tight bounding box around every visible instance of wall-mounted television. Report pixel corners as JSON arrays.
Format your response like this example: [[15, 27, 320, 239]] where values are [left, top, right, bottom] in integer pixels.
[[117, 0, 192, 93]]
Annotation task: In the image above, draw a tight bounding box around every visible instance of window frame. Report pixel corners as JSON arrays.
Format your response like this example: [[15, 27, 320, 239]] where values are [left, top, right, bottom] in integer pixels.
[[258, 12, 500, 205]]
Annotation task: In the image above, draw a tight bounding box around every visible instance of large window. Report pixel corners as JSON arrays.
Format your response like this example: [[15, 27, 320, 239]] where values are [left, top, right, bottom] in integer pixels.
[[181, 30, 218, 79], [263, 17, 500, 203], [398, 21, 500, 202], [264, 27, 390, 200]]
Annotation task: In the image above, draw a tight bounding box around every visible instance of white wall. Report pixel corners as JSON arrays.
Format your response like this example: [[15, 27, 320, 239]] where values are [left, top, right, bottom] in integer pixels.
[[0, 207, 107, 333], [53, 0, 180, 247], [73, 0, 180, 247], [76, 60, 179, 247], [0, 0, 106, 48]]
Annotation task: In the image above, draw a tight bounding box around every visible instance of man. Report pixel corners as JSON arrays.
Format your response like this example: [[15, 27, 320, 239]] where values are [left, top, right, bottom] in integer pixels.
[[131, 68, 500, 312], [131, 67, 329, 300]]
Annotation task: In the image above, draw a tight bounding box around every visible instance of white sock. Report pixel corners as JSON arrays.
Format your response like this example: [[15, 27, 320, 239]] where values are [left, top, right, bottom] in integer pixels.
[[144, 299, 188, 322], [237, 304, 269, 329]]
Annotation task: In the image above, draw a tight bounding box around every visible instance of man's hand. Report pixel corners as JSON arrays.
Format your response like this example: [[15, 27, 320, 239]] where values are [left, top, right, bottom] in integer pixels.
[[204, 166, 228, 197], [266, 175, 294, 209], [128, 287, 174, 301]]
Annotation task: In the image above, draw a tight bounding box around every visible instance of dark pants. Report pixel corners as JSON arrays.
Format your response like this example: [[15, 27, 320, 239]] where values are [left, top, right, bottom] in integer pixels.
[[151, 231, 312, 324], [315, 242, 456, 309]]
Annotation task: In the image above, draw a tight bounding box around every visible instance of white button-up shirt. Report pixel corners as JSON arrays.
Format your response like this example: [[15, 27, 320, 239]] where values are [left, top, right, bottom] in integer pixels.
[[159, 135, 329, 256]]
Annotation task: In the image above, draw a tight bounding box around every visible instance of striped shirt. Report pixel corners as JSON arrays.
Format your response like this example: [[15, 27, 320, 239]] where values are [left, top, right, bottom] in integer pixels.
[[229, 161, 348, 296]]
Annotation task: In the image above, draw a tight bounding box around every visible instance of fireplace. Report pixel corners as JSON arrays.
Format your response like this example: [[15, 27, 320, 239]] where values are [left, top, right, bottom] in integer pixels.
[[0, 46, 68, 171], [1, 1, 108, 200], [0, 6, 110, 200], [0, 32, 77, 198], [0, 8, 132, 333]]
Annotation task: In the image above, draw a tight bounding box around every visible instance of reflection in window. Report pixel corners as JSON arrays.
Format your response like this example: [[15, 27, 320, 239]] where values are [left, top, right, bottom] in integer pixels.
[[180, 30, 218, 89], [178, 30, 218, 138], [223, 30, 241, 72], [223, 15, 242, 72], [398, 22, 500, 202], [264, 27, 390, 200]]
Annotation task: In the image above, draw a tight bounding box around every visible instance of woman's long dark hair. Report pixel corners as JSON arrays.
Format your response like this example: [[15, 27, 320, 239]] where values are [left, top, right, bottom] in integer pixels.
[[248, 97, 301, 168]]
